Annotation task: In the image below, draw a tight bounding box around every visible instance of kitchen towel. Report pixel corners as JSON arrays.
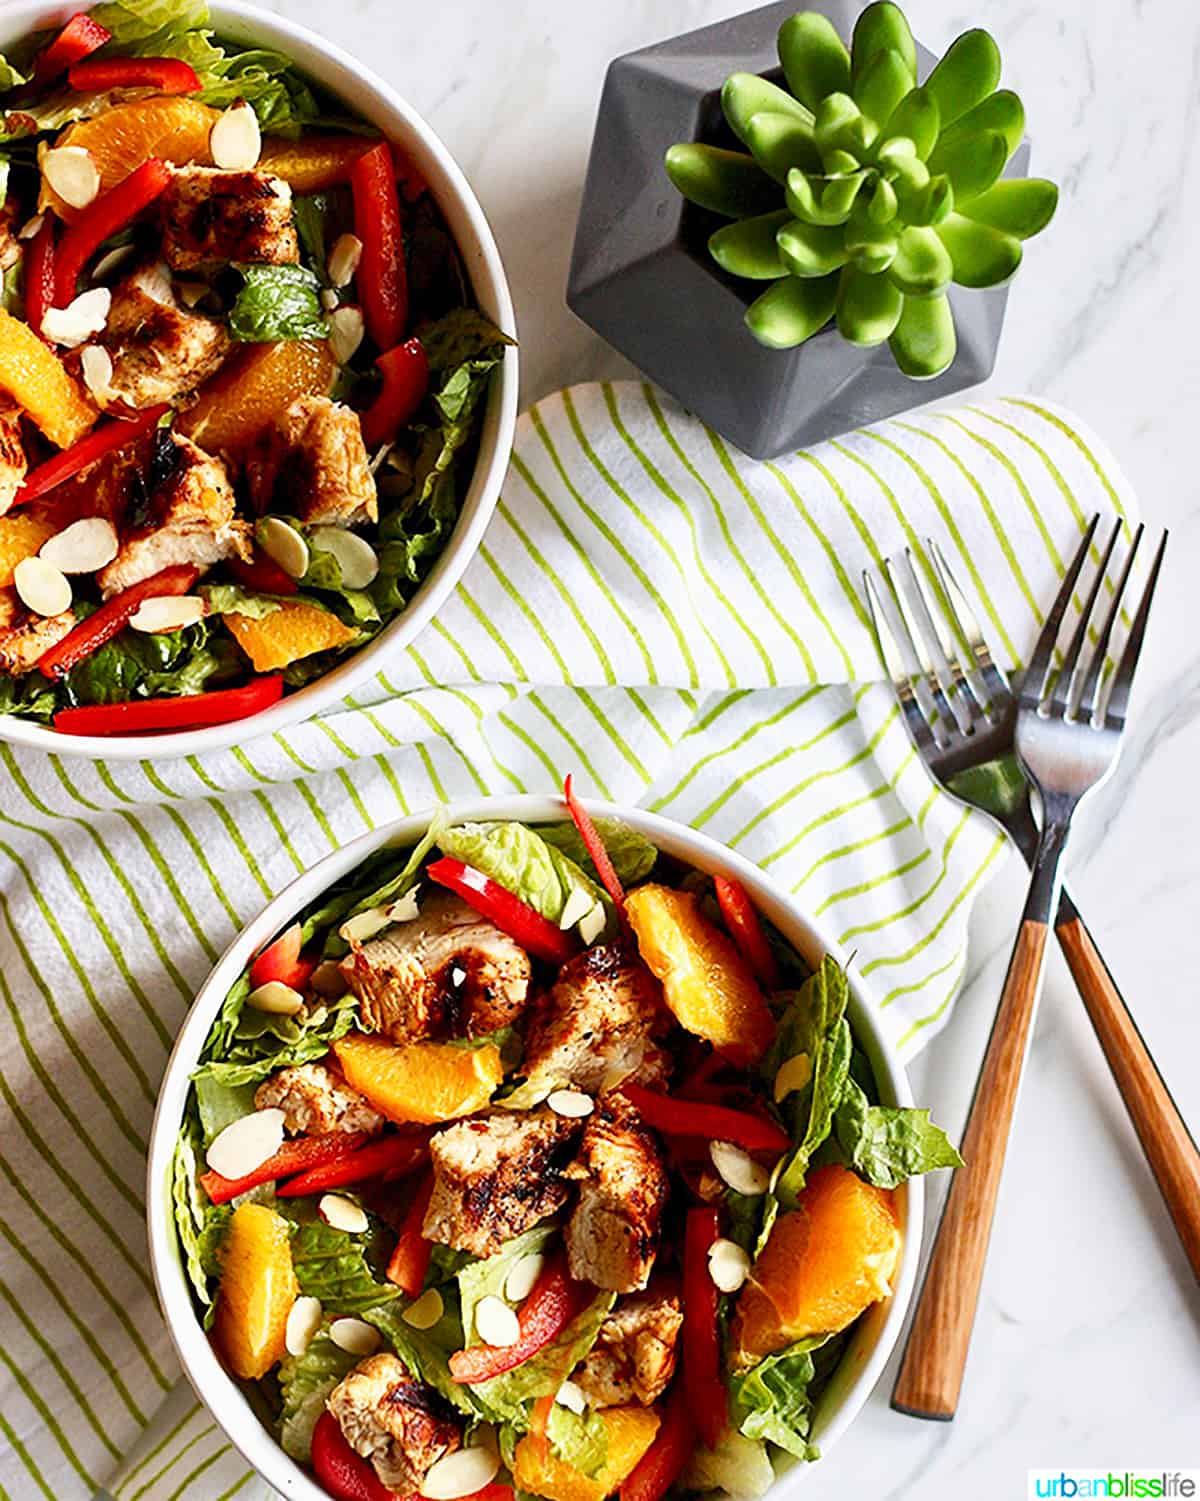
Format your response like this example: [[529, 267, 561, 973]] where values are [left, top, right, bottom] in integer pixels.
[[0, 385, 1136, 1499]]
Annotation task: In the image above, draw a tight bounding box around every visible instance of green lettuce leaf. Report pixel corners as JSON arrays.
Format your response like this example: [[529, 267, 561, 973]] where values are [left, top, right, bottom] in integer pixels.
[[308, 814, 445, 961], [172, 1102, 230, 1320], [0, 667, 59, 723], [833, 1077, 962, 1188], [437, 821, 606, 930], [229, 264, 327, 342], [200, 583, 284, 619], [730, 1338, 826, 1461], [681, 1429, 775, 1499], [61, 617, 240, 707], [0, 58, 24, 94], [361, 1298, 480, 1418], [545, 1403, 609, 1477], [538, 817, 658, 888], [193, 972, 357, 1087], [194, 1075, 256, 1145], [277, 1325, 358, 1462], [288, 1217, 398, 1314]]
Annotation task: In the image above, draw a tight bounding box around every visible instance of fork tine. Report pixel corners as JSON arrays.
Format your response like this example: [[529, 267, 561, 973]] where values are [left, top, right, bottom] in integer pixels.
[[928, 541, 1011, 717], [1102, 529, 1168, 727], [1076, 523, 1144, 721], [888, 556, 961, 745], [1022, 514, 1101, 705], [864, 570, 937, 753], [898, 550, 984, 734], [1049, 519, 1122, 715]]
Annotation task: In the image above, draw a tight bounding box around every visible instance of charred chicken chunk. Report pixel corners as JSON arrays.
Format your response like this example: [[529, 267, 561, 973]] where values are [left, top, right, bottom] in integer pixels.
[[565, 1093, 668, 1293], [326, 1354, 461, 1493], [0, 602, 75, 675], [0, 397, 26, 512], [100, 262, 231, 410], [254, 1062, 385, 1137], [424, 1108, 584, 1259], [573, 1286, 683, 1408], [340, 890, 532, 1044], [159, 165, 300, 271], [244, 395, 378, 526]]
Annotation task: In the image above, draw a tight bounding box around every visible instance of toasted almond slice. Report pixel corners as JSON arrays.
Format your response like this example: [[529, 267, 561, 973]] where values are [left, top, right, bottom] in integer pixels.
[[329, 1317, 381, 1356], [206, 1107, 285, 1180], [319, 1193, 369, 1234], [210, 100, 261, 171], [709, 1140, 770, 1197], [774, 1051, 812, 1103], [327, 233, 364, 288], [420, 1444, 501, 1500], [129, 594, 206, 634], [43, 145, 100, 210], [40, 516, 118, 575], [547, 1088, 594, 1119], [92, 243, 138, 280], [578, 902, 606, 945], [558, 885, 595, 932], [14, 556, 71, 618], [42, 286, 111, 348], [504, 1252, 544, 1304], [257, 517, 309, 580], [387, 887, 420, 923], [403, 1287, 444, 1331], [555, 1380, 587, 1415], [246, 980, 304, 1016], [79, 344, 115, 403], [320, 287, 339, 311], [310, 525, 378, 588], [176, 280, 209, 309], [708, 1237, 752, 1293], [474, 1295, 520, 1348], [285, 1295, 322, 1357], [326, 304, 364, 365], [339, 905, 393, 945], [17, 213, 44, 241], [310, 959, 349, 998]]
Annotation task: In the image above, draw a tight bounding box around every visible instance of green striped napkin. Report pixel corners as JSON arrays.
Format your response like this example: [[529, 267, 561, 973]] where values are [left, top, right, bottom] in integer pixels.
[[0, 385, 1135, 1500]]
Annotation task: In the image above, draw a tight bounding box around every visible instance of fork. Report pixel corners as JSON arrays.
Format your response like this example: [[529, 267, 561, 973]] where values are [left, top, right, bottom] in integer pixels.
[[865, 516, 1186, 1422]]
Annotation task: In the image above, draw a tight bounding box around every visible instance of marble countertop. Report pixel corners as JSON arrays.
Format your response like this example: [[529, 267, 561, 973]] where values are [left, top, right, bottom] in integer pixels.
[[283, 0, 1197, 1489]]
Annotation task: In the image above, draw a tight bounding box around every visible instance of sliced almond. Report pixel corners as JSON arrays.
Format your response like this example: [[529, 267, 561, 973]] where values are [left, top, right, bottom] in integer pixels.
[[310, 525, 378, 588], [43, 145, 100, 210], [92, 243, 138, 281], [206, 1107, 285, 1180], [246, 980, 305, 1016], [326, 304, 364, 365], [387, 887, 420, 923], [327, 233, 364, 288], [14, 556, 71, 618], [39, 516, 118, 575], [129, 594, 206, 634], [257, 517, 309, 580], [548, 1088, 594, 1120], [420, 1444, 501, 1500], [774, 1051, 812, 1103], [320, 287, 339, 311], [319, 1193, 369, 1234], [285, 1296, 322, 1357], [79, 344, 115, 404], [449, 965, 466, 989], [555, 1380, 587, 1415], [339, 905, 393, 945], [709, 1140, 770, 1197], [578, 902, 606, 945], [558, 885, 595, 932], [17, 213, 44, 241], [708, 1237, 752, 1293], [42, 286, 111, 349], [504, 1252, 544, 1304], [403, 1287, 444, 1331], [329, 1317, 381, 1356], [474, 1295, 520, 1348], [210, 100, 261, 171], [310, 959, 349, 998], [176, 280, 209, 309]]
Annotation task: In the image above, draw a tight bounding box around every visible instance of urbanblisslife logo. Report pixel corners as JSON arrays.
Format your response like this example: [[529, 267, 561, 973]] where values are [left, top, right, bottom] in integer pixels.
[[1028, 1474, 1198, 1500]]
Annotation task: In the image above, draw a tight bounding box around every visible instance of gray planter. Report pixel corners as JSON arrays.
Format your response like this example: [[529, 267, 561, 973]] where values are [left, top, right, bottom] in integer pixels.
[[567, 0, 1028, 461]]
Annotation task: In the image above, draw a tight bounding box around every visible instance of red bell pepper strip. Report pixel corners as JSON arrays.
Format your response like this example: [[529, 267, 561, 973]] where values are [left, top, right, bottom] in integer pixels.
[[39, 563, 198, 681], [426, 857, 579, 966], [350, 141, 407, 350], [618, 1082, 789, 1154], [563, 773, 627, 911], [31, 13, 111, 86], [619, 1382, 693, 1501], [53, 675, 285, 734], [67, 57, 202, 93], [15, 405, 167, 508], [277, 1131, 428, 1197], [386, 1172, 435, 1296], [714, 876, 779, 990], [248, 921, 313, 991], [359, 336, 428, 449], [683, 1207, 728, 1449], [54, 158, 173, 307], [226, 550, 299, 596], [450, 1252, 588, 1384], [200, 1131, 371, 1206], [24, 215, 56, 345], [311, 1411, 397, 1501]]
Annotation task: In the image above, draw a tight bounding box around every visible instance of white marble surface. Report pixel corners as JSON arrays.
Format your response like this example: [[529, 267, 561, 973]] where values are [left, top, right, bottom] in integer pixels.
[[284, 0, 1198, 1490]]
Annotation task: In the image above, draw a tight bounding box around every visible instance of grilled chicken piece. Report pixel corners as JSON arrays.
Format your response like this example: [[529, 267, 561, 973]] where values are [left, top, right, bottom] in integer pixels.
[[424, 1108, 584, 1259], [30, 433, 150, 534], [0, 397, 26, 512], [159, 165, 300, 271], [97, 431, 250, 598], [0, 604, 74, 674], [565, 1093, 668, 1293], [340, 890, 532, 1045], [100, 261, 231, 409], [0, 202, 20, 274], [521, 944, 670, 1096], [327, 1354, 461, 1493], [244, 395, 377, 525], [254, 1062, 385, 1137], [573, 1286, 683, 1408]]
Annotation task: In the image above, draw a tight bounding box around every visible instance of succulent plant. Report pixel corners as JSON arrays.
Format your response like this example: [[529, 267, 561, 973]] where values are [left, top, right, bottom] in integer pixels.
[[665, 3, 1058, 378]]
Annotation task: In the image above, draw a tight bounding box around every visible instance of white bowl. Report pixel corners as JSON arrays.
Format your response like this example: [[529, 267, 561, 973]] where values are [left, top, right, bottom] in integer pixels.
[[0, 0, 517, 760], [147, 795, 923, 1499]]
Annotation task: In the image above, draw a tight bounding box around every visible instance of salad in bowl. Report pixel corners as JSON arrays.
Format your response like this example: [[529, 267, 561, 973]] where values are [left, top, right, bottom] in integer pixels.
[[157, 791, 961, 1501], [0, 0, 513, 746]]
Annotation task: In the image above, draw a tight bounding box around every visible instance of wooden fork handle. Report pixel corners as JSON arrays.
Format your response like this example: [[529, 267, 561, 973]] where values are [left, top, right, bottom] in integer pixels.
[[1056, 912, 1200, 1279], [892, 918, 1049, 1422]]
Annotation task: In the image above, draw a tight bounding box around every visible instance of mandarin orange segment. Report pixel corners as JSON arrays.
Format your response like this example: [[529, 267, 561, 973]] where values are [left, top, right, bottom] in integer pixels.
[[0, 309, 96, 448], [512, 1405, 661, 1501], [258, 132, 377, 192], [225, 601, 357, 673], [625, 883, 776, 1066], [213, 1202, 297, 1380], [0, 515, 56, 587], [732, 1163, 901, 1364], [176, 339, 337, 455], [332, 1033, 503, 1126]]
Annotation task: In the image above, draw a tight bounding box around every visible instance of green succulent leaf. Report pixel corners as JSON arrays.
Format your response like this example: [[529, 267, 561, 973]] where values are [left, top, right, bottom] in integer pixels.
[[786, 167, 865, 226], [867, 176, 898, 224], [851, 2, 917, 87], [742, 109, 822, 182], [881, 85, 940, 160], [903, 173, 955, 226], [778, 11, 852, 110], [776, 219, 849, 278], [836, 264, 903, 346], [822, 147, 862, 176], [935, 212, 1023, 286], [923, 28, 1002, 129], [708, 209, 791, 279], [889, 291, 957, 376], [932, 89, 1025, 164], [845, 210, 898, 274], [932, 129, 1008, 204], [663, 144, 779, 219], [813, 92, 868, 158], [889, 225, 954, 296], [956, 177, 1058, 239], [745, 273, 838, 349], [884, 149, 930, 200], [721, 71, 815, 145], [852, 47, 913, 137]]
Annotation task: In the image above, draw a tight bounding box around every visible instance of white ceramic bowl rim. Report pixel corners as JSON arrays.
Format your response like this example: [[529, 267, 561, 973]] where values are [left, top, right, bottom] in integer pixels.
[[0, 0, 518, 760], [147, 795, 923, 1501]]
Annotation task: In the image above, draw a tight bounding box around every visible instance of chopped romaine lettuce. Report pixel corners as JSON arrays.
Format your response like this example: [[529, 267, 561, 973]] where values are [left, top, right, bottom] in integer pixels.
[[437, 821, 607, 931], [277, 1326, 358, 1462], [287, 1215, 398, 1314], [194, 1075, 256, 1145], [833, 1077, 963, 1188], [682, 1428, 775, 1499], [61, 616, 241, 707], [193, 972, 357, 1088], [730, 1337, 826, 1461], [360, 1298, 480, 1418], [538, 816, 658, 889], [200, 583, 284, 620], [545, 1403, 610, 1477], [171, 1102, 230, 1321], [229, 263, 327, 343]]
